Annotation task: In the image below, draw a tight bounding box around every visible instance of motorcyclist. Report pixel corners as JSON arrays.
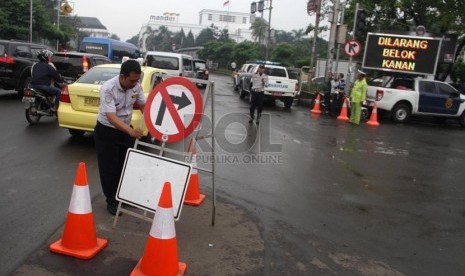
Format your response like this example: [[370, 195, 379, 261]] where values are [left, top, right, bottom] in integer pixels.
[[330, 73, 346, 115], [30, 50, 63, 113]]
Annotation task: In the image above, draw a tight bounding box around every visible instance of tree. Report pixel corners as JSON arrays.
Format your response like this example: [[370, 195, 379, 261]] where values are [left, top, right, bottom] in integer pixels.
[[126, 35, 139, 47], [110, 34, 120, 41], [250, 17, 268, 43], [0, 0, 81, 48], [184, 30, 195, 47], [195, 26, 216, 46], [271, 43, 293, 66], [155, 26, 173, 51], [218, 29, 233, 43], [232, 42, 259, 66], [173, 28, 186, 49], [143, 26, 157, 51]]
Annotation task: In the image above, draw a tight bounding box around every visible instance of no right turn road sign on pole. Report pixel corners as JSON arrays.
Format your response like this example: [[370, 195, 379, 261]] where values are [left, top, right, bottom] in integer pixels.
[[144, 77, 203, 143], [343, 39, 362, 58]]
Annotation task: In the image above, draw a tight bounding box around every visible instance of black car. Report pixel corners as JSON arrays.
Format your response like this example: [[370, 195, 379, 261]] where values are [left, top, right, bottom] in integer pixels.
[[0, 39, 55, 97], [193, 59, 209, 87], [51, 52, 112, 83]]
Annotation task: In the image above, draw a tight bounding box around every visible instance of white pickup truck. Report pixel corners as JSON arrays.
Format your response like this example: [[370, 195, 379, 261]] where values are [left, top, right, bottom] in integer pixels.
[[237, 64, 299, 108], [366, 75, 465, 125]]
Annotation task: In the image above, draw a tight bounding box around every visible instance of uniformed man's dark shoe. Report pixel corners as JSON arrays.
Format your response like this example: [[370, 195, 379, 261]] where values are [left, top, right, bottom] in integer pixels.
[[107, 204, 122, 216]]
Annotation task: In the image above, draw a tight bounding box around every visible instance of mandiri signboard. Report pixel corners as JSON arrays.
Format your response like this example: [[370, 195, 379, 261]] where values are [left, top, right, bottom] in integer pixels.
[[362, 32, 442, 76]]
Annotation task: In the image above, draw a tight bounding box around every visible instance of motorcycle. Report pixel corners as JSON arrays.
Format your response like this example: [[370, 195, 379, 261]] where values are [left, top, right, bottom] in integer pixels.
[[22, 87, 57, 125], [318, 88, 346, 116]]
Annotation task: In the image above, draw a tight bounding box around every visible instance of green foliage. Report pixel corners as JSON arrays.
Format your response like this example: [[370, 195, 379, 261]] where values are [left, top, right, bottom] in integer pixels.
[[451, 58, 465, 83], [250, 17, 268, 42], [232, 42, 259, 66], [198, 41, 235, 68], [0, 0, 77, 47], [126, 35, 139, 47], [184, 31, 195, 47], [271, 43, 293, 66], [195, 26, 216, 46], [173, 28, 186, 48]]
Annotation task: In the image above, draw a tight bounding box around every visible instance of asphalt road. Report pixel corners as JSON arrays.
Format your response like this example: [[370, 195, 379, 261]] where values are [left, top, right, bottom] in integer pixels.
[[1, 73, 465, 275]]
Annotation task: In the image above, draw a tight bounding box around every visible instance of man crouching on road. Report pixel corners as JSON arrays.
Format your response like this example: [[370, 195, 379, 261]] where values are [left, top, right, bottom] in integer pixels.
[[94, 60, 145, 215]]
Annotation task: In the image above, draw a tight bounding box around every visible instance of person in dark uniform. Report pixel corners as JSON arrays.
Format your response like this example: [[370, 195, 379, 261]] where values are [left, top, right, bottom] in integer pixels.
[[30, 49, 63, 113], [94, 60, 146, 215], [249, 64, 268, 125]]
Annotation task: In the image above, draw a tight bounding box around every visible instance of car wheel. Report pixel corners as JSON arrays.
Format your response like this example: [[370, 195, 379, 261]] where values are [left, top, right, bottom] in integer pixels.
[[68, 129, 85, 137], [391, 103, 411, 123], [459, 112, 465, 127], [283, 98, 293, 109]]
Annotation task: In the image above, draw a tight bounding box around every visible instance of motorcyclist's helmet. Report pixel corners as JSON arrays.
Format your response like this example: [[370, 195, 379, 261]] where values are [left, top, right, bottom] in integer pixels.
[[37, 49, 53, 63]]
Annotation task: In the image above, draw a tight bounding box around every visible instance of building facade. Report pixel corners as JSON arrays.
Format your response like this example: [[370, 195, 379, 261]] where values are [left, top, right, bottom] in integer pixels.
[[138, 9, 253, 52]]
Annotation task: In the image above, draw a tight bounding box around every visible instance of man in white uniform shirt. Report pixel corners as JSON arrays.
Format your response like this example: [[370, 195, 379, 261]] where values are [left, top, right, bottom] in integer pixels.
[[94, 60, 146, 215], [249, 64, 268, 125]]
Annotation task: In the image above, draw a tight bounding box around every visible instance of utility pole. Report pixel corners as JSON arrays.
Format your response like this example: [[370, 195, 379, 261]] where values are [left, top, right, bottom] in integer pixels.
[[325, 0, 341, 77], [334, 3, 345, 75], [57, 0, 60, 51], [346, 2, 359, 93], [265, 0, 273, 61], [30, 0, 33, 42], [308, 0, 322, 83], [251, 1, 273, 61]]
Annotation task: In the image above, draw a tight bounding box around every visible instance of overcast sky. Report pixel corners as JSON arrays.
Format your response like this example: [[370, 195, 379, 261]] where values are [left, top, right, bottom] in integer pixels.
[[72, 0, 319, 41]]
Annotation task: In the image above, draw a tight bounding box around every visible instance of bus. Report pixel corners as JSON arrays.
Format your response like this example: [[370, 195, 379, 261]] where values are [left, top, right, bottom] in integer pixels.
[[78, 37, 140, 63]]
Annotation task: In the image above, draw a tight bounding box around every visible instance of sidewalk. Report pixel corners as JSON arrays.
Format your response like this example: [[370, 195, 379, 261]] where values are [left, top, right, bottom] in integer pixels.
[[13, 194, 264, 275]]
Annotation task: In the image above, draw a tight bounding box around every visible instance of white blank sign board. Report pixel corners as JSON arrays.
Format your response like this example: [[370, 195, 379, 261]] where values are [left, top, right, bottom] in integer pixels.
[[116, 148, 192, 220]]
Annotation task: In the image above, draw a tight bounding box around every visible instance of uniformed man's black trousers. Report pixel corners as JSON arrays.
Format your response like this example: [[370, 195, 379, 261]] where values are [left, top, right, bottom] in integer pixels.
[[94, 121, 135, 206], [250, 91, 265, 120]]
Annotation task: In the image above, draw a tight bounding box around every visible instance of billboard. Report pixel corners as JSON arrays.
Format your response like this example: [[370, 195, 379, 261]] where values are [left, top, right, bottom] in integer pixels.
[[362, 33, 442, 76]]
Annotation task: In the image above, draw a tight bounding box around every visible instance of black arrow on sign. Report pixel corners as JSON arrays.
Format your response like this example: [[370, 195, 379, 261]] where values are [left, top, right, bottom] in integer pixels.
[[156, 91, 192, 126], [349, 42, 358, 53]]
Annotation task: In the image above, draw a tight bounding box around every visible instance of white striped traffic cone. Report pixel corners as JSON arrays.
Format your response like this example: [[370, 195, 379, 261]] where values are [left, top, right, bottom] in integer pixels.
[[131, 182, 186, 276], [49, 162, 108, 259]]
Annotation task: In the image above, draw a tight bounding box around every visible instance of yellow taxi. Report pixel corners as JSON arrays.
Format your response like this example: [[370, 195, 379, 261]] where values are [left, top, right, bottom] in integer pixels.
[[57, 64, 166, 137]]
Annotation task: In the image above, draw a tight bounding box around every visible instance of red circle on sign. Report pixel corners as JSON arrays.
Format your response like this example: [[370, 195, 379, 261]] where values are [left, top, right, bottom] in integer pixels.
[[144, 77, 203, 143], [343, 39, 362, 57]]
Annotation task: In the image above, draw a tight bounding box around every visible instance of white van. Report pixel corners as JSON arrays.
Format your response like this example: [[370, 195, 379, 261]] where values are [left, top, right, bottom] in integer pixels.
[[144, 51, 194, 78]]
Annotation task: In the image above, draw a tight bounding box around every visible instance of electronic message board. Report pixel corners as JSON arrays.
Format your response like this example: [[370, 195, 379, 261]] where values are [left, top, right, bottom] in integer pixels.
[[362, 33, 442, 76]]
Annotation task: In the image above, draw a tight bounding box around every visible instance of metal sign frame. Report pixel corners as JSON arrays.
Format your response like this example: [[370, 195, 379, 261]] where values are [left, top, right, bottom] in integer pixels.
[[113, 76, 217, 227]]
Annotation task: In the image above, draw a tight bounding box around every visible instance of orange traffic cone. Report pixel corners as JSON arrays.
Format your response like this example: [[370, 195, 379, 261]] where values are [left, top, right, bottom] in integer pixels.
[[49, 162, 107, 259], [184, 140, 205, 206], [131, 182, 187, 276], [367, 103, 380, 127], [337, 97, 349, 121], [310, 93, 322, 114]]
